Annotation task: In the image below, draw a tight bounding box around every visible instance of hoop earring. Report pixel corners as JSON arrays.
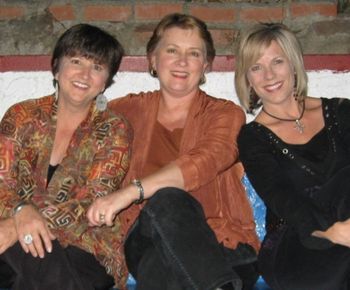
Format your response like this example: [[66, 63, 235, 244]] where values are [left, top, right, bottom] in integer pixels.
[[150, 68, 158, 78], [199, 74, 206, 85], [96, 93, 108, 111]]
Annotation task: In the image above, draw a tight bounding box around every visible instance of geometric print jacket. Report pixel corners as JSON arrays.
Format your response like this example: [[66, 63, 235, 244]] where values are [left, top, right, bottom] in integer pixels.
[[0, 95, 132, 288]]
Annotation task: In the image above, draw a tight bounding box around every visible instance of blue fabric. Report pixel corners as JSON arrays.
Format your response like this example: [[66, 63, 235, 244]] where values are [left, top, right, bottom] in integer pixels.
[[243, 174, 272, 290], [242, 174, 266, 241], [126, 275, 136, 289]]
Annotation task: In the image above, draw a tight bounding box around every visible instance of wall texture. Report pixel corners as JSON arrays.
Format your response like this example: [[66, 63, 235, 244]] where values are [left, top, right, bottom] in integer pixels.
[[0, 0, 349, 56], [1, 56, 350, 120]]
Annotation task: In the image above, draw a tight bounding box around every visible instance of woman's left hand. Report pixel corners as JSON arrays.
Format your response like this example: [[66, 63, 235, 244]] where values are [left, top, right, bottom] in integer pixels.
[[312, 218, 350, 248], [87, 186, 137, 227]]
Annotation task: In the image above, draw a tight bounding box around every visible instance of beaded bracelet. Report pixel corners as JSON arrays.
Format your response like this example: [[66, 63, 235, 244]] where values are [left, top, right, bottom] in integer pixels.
[[131, 179, 144, 204]]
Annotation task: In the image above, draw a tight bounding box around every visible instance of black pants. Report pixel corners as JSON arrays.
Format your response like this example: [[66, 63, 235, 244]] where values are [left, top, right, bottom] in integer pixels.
[[260, 166, 350, 290], [259, 225, 350, 290], [124, 187, 258, 290], [0, 240, 114, 290]]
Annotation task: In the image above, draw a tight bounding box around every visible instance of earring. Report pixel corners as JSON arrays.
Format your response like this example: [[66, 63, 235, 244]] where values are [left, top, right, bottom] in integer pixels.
[[199, 74, 206, 85], [55, 81, 59, 101], [150, 68, 158, 78], [293, 73, 298, 101], [248, 88, 257, 114], [96, 93, 108, 111]]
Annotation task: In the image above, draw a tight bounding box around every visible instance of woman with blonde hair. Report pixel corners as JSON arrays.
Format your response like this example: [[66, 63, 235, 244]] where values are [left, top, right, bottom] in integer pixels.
[[236, 22, 350, 290]]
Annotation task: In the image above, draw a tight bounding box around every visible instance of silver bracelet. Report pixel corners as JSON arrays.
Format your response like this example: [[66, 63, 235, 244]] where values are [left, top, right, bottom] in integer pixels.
[[12, 200, 29, 216], [131, 179, 144, 204]]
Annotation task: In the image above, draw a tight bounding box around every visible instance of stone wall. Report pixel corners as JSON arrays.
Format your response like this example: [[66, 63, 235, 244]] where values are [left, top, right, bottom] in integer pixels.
[[0, 0, 349, 56]]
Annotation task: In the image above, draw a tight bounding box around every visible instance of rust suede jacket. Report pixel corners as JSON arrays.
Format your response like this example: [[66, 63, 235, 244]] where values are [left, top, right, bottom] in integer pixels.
[[109, 89, 259, 252]]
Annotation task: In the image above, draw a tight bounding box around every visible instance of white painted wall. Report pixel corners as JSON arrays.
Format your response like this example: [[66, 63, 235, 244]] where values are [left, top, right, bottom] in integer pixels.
[[1, 71, 349, 121]]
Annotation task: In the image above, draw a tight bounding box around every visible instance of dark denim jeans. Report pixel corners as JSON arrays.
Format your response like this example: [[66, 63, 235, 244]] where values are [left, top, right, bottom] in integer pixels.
[[124, 187, 257, 290]]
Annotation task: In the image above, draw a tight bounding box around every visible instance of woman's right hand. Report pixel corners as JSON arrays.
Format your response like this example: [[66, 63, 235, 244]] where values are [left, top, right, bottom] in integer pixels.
[[312, 218, 350, 248], [13, 205, 56, 258]]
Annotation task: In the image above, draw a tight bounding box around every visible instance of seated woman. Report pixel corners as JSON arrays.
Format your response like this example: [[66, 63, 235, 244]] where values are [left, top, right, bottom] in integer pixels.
[[87, 13, 259, 290], [236, 22, 350, 290], [0, 24, 132, 290]]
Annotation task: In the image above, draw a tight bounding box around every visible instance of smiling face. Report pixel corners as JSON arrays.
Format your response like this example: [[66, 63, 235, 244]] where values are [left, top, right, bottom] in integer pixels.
[[55, 55, 109, 109], [150, 27, 208, 98], [247, 40, 295, 106]]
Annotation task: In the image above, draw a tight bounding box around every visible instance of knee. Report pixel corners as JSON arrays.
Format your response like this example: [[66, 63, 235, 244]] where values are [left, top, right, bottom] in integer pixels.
[[148, 187, 194, 207], [144, 187, 203, 218]]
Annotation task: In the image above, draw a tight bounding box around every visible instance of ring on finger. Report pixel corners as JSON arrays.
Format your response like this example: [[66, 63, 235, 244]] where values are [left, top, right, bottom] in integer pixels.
[[23, 234, 33, 245]]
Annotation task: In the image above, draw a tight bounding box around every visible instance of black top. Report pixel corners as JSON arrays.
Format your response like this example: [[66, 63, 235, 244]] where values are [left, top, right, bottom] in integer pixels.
[[47, 164, 59, 186], [238, 98, 350, 249]]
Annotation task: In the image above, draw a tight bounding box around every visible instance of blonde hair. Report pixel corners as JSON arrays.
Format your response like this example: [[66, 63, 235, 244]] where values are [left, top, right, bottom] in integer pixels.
[[234, 23, 308, 113]]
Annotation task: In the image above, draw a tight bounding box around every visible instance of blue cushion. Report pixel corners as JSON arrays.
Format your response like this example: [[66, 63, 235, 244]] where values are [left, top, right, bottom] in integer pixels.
[[242, 174, 273, 290], [242, 174, 266, 241]]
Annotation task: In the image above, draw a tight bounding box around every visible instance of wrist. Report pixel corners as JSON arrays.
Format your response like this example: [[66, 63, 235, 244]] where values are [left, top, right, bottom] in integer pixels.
[[131, 179, 144, 204], [12, 200, 30, 217]]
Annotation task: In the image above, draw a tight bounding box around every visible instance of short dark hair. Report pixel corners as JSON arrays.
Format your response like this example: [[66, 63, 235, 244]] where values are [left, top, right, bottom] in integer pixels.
[[146, 13, 215, 73], [51, 24, 124, 88]]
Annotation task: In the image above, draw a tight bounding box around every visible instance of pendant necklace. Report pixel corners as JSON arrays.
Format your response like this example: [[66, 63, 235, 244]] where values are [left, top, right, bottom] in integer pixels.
[[262, 100, 305, 134]]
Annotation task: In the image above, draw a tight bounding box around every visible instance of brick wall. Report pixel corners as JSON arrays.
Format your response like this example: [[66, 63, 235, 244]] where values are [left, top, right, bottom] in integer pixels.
[[0, 0, 349, 55]]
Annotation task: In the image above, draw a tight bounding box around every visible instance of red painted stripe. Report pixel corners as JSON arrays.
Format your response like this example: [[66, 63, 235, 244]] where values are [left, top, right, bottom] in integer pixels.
[[0, 55, 349, 72]]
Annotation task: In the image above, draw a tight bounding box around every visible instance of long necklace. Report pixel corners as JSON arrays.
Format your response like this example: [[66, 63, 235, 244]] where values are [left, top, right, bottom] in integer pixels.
[[262, 101, 306, 134]]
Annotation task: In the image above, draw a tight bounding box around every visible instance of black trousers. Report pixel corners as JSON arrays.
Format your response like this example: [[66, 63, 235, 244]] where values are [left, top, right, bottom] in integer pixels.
[[0, 239, 114, 290], [259, 226, 350, 290], [124, 187, 258, 290], [260, 166, 350, 290]]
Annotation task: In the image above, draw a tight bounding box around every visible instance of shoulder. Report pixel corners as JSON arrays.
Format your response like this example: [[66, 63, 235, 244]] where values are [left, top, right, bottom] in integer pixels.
[[2, 95, 53, 122], [96, 109, 132, 135], [201, 91, 244, 111], [238, 122, 258, 140], [330, 97, 350, 123], [199, 91, 246, 122], [238, 122, 269, 149], [109, 90, 160, 111], [7, 95, 52, 112]]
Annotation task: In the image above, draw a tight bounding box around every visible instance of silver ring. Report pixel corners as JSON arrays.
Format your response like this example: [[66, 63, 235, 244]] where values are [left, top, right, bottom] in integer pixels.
[[99, 213, 105, 222], [23, 234, 33, 245]]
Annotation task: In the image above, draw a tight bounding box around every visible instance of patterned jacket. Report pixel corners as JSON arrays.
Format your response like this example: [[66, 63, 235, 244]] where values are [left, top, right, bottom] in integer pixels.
[[0, 95, 132, 287]]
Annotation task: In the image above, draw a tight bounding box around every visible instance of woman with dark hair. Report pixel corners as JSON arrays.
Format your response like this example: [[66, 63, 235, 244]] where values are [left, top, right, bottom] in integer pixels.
[[88, 13, 259, 290], [0, 24, 131, 290], [236, 23, 350, 289]]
